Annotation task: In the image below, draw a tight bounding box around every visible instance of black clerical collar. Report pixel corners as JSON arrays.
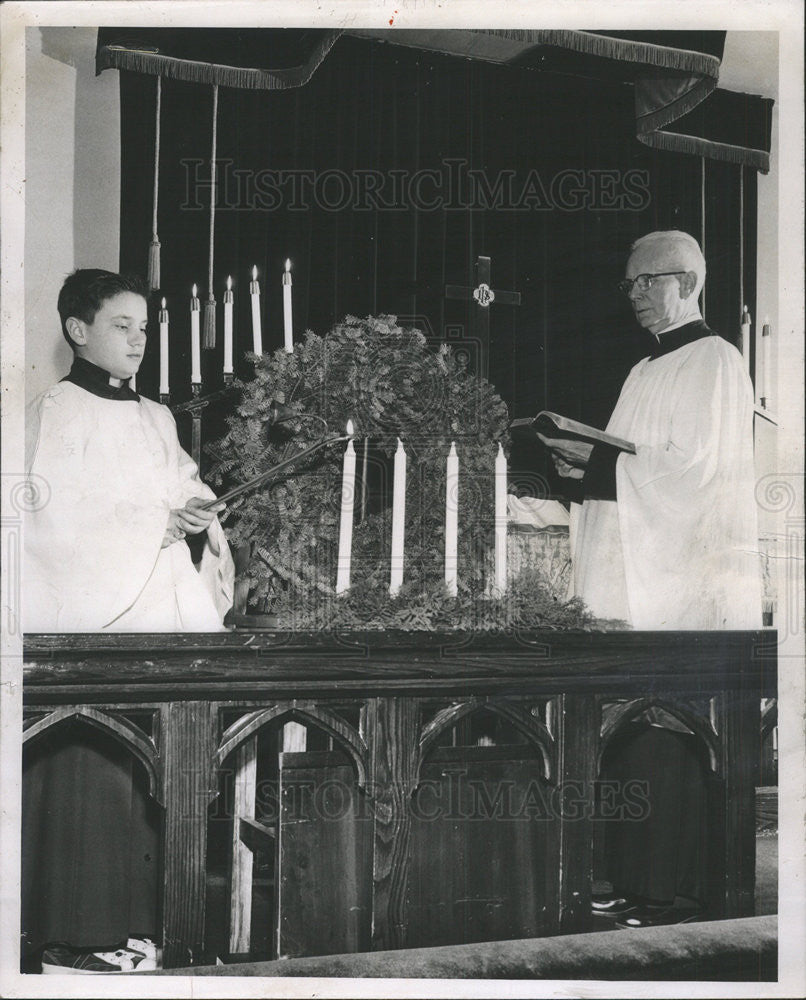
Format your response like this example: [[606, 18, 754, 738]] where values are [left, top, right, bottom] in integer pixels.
[[648, 319, 716, 360], [62, 357, 140, 401]]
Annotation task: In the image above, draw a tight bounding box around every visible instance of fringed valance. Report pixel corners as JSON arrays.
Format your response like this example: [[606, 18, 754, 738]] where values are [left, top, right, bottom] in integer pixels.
[[96, 27, 773, 174], [96, 28, 341, 91], [637, 83, 774, 173]]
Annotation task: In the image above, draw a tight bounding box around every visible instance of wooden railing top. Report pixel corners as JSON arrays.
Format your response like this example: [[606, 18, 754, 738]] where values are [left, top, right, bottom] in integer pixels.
[[23, 629, 777, 704]]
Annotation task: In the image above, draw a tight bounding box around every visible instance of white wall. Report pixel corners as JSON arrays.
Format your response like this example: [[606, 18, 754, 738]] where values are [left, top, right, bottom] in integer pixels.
[[720, 31, 779, 340], [24, 27, 120, 404]]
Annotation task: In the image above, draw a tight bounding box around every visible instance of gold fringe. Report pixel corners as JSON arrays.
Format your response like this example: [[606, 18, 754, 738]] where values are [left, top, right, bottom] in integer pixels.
[[98, 31, 342, 91], [477, 29, 722, 76], [638, 129, 771, 174]]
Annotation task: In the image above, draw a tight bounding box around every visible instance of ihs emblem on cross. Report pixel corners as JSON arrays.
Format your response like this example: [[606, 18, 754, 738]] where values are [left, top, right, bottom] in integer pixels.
[[473, 282, 495, 308], [445, 255, 522, 378]]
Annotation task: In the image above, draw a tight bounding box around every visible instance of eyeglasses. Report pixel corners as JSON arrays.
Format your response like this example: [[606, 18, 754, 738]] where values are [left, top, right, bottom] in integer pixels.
[[618, 272, 686, 296]]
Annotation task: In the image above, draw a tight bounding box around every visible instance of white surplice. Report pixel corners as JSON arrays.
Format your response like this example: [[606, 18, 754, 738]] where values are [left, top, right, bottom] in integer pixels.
[[25, 382, 234, 632], [571, 334, 761, 629]]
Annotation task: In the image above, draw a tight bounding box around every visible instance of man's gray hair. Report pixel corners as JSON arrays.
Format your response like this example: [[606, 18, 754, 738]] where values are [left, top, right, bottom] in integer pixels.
[[630, 230, 706, 296]]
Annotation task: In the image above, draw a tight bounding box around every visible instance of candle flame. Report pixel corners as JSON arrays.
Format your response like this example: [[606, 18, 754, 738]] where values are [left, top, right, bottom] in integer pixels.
[[252, 265, 258, 280], [192, 283, 197, 297], [161, 296, 166, 309], [285, 258, 291, 271], [346, 419, 355, 436], [227, 275, 232, 290]]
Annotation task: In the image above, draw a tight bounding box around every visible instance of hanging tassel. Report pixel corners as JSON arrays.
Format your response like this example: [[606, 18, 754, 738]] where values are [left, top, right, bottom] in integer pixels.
[[203, 294, 217, 349], [148, 76, 162, 291], [204, 84, 219, 349], [147, 236, 161, 290]]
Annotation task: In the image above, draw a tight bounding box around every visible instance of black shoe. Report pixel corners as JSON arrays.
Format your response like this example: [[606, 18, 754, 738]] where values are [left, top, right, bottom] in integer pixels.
[[616, 905, 702, 929], [591, 894, 640, 916], [592, 891, 667, 917]]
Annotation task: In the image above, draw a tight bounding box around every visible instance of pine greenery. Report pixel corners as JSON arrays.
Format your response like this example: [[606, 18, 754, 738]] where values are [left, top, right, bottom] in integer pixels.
[[206, 314, 602, 631]]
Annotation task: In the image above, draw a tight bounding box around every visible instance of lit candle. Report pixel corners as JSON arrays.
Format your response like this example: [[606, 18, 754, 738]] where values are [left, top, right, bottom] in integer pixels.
[[159, 297, 169, 396], [190, 283, 201, 385], [389, 438, 407, 595], [250, 265, 262, 355], [223, 276, 234, 375], [740, 305, 751, 371], [282, 258, 293, 353], [761, 317, 771, 409], [445, 441, 458, 597], [336, 420, 356, 594], [494, 442, 507, 594]]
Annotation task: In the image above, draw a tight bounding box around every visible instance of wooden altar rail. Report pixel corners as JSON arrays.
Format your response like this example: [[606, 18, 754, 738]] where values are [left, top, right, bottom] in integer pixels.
[[23, 630, 776, 969]]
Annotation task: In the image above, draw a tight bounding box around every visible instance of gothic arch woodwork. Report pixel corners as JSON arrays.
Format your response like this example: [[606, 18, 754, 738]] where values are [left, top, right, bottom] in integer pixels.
[[598, 697, 720, 775], [417, 698, 555, 783], [22, 705, 163, 803], [216, 702, 369, 787]]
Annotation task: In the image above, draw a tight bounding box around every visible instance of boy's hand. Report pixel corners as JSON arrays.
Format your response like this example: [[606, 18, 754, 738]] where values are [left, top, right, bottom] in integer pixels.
[[162, 510, 187, 548], [174, 496, 226, 535]]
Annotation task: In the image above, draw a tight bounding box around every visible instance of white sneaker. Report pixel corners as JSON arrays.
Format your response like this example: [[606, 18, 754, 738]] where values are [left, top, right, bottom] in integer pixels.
[[126, 937, 161, 966], [91, 947, 157, 973], [41, 943, 156, 974]]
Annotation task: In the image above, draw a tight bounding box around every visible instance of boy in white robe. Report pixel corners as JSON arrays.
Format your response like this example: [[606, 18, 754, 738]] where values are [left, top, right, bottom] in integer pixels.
[[539, 232, 761, 927], [23, 269, 234, 973], [25, 269, 234, 631]]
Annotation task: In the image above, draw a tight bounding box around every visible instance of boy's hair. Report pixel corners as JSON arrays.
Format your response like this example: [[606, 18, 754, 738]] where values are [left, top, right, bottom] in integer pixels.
[[58, 269, 150, 348]]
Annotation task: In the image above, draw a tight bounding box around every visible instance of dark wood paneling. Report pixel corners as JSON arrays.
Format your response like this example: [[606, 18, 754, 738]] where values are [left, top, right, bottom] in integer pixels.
[[22, 632, 776, 967], [364, 697, 420, 951], [275, 751, 371, 958], [407, 745, 554, 948], [161, 700, 217, 968], [23, 630, 776, 704], [556, 693, 597, 934]]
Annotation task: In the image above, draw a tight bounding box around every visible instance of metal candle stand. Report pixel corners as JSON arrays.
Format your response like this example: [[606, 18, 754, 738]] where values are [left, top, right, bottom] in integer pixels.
[[171, 386, 238, 470]]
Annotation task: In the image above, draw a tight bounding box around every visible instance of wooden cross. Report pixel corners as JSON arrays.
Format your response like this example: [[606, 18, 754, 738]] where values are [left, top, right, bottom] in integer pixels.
[[445, 255, 522, 380]]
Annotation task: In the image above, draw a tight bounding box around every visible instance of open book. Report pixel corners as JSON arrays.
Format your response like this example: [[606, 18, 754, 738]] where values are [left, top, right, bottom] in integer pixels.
[[510, 411, 636, 454]]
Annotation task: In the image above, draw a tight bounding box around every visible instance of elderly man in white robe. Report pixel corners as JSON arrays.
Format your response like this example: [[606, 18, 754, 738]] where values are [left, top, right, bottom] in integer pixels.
[[539, 231, 761, 927], [23, 269, 233, 973]]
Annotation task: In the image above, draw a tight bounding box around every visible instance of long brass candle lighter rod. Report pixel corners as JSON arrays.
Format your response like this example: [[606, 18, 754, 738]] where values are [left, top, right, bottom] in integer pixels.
[[200, 432, 352, 510]]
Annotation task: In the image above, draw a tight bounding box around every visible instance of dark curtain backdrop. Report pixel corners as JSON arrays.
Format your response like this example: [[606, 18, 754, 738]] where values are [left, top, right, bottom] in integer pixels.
[[118, 35, 756, 488]]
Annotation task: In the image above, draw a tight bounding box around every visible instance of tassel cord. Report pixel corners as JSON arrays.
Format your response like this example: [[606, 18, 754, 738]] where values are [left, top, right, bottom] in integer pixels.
[[152, 75, 161, 237], [148, 75, 162, 290], [203, 84, 219, 348]]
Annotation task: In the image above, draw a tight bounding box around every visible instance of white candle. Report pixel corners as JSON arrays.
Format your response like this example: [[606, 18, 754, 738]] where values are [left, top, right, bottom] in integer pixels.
[[494, 442, 508, 594], [159, 297, 169, 395], [250, 265, 262, 355], [445, 441, 459, 597], [389, 438, 407, 595], [740, 305, 751, 371], [190, 284, 201, 385], [761, 318, 771, 408], [283, 258, 293, 353], [336, 421, 356, 594], [223, 276, 234, 375]]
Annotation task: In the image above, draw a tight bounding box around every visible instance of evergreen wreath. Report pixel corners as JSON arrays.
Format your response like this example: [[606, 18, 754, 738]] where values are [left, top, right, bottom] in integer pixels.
[[206, 314, 601, 630]]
